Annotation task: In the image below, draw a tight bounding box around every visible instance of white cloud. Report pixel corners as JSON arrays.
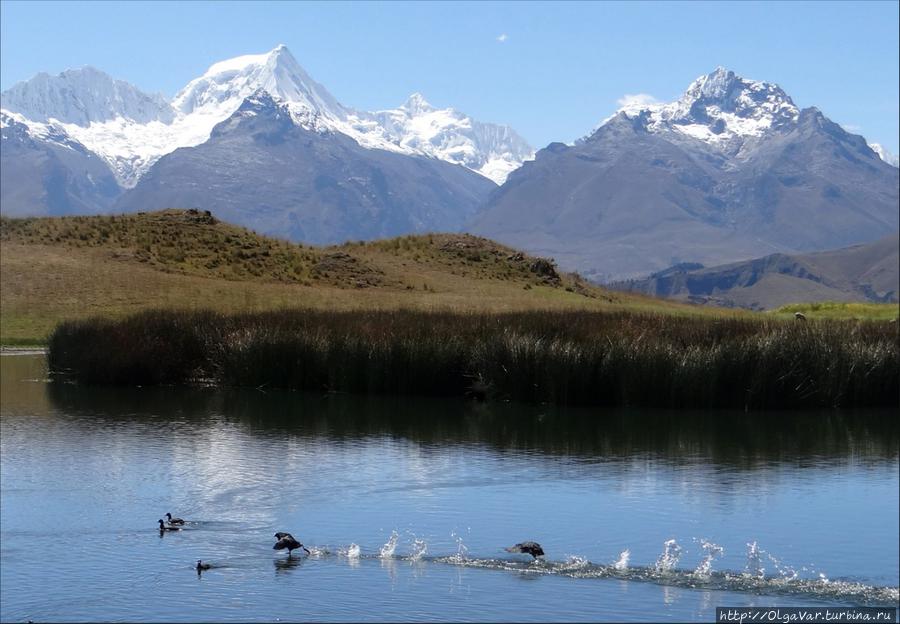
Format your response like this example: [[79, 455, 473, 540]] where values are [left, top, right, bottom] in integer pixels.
[[616, 93, 659, 109], [496, 33, 508, 43], [869, 142, 899, 167], [841, 123, 862, 133]]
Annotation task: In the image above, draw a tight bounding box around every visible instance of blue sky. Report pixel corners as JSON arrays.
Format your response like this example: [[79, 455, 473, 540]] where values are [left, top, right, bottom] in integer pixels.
[[1, 0, 898, 152]]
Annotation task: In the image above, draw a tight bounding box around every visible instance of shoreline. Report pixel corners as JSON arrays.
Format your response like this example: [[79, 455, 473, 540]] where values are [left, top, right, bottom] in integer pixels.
[[0, 346, 48, 356]]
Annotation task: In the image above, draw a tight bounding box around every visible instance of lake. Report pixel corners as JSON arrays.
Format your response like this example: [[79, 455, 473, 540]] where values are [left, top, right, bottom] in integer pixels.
[[1, 353, 898, 622]]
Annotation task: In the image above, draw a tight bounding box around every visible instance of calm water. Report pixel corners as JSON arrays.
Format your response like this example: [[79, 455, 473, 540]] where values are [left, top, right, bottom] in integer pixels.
[[1, 354, 898, 622]]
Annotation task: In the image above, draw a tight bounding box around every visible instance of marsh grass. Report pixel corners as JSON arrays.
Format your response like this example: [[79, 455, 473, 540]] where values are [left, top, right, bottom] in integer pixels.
[[47, 309, 899, 409], [772, 301, 900, 321]]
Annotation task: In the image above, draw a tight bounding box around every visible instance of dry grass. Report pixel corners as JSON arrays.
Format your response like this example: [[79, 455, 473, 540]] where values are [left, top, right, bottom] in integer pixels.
[[1, 210, 725, 344]]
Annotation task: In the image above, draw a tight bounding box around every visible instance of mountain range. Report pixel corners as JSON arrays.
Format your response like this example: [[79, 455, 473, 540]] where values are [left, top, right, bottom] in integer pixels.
[[1, 50, 897, 284], [471, 67, 899, 281], [1, 45, 530, 241]]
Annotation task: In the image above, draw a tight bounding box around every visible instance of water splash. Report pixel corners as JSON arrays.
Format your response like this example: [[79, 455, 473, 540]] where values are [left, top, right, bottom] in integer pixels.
[[693, 539, 724, 578], [380, 531, 399, 559], [436, 555, 898, 606], [409, 538, 428, 562], [613, 549, 630, 571], [561, 555, 589, 571], [744, 541, 764, 578], [449, 531, 469, 564], [655, 539, 683, 573], [345, 543, 360, 559], [306, 546, 328, 557], [764, 549, 798, 581]]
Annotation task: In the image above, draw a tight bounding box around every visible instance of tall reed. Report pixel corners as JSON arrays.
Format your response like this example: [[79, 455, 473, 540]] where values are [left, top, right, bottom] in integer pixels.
[[47, 309, 899, 409]]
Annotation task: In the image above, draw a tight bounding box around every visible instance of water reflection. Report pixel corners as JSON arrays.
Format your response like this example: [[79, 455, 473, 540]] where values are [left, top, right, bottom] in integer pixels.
[[37, 373, 898, 470], [273, 555, 304, 574], [1, 353, 892, 471]]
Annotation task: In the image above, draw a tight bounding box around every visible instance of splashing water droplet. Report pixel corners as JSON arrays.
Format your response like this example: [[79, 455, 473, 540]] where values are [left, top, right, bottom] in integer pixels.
[[338, 543, 361, 559], [693, 539, 724, 577], [380, 531, 399, 559], [410, 538, 428, 561], [449, 532, 469, 563], [745, 541, 765, 578], [655, 539, 683, 573], [614, 549, 630, 571], [765, 551, 798, 580], [562, 555, 589, 571]]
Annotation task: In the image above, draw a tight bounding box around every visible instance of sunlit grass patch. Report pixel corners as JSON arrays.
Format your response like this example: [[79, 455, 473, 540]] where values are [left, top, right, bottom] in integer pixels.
[[772, 301, 899, 321]]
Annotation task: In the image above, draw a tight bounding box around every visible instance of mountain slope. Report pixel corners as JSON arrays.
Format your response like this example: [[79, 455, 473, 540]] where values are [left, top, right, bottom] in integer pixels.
[[614, 233, 899, 309], [471, 68, 899, 281], [114, 93, 495, 243], [0, 111, 121, 216]]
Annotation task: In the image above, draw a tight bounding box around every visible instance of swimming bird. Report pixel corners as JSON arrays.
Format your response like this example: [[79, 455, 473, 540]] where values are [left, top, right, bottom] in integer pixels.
[[274, 532, 311, 556], [505, 541, 544, 559], [158, 519, 181, 531], [165, 512, 185, 525], [196, 560, 212, 574]]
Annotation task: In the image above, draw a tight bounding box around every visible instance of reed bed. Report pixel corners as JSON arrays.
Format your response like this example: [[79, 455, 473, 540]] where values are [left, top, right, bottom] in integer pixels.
[[47, 309, 899, 409]]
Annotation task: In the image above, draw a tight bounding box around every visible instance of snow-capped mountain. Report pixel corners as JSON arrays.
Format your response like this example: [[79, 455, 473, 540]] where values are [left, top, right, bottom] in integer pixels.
[[114, 90, 495, 244], [869, 142, 899, 167], [0, 66, 173, 126], [603, 67, 800, 154], [603, 67, 900, 168], [169, 47, 532, 183], [173, 44, 347, 120], [369, 93, 534, 184], [473, 67, 899, 281], [0, 45, 532, 188]]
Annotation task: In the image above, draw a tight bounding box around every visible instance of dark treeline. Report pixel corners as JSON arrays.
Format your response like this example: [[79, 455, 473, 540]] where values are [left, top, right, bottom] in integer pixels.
[[47, 308, 899, 409]]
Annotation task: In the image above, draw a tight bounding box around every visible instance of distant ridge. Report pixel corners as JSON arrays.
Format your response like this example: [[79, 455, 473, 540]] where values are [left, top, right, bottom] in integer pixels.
[[613, 234, 899, 310]]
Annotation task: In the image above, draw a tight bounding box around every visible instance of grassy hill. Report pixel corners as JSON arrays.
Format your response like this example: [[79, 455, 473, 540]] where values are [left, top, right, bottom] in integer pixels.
[[1, 209, 717, 344]]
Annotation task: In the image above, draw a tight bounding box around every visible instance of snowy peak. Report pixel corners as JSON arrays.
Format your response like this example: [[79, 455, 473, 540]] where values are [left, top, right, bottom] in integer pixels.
[[401, 92, 435, 114], [0, 66, 174, 126], [673, 67, 798, 125], [172, 44, 347, 121], [608, 67, 800, 146], [368, 95, 534, 184]]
